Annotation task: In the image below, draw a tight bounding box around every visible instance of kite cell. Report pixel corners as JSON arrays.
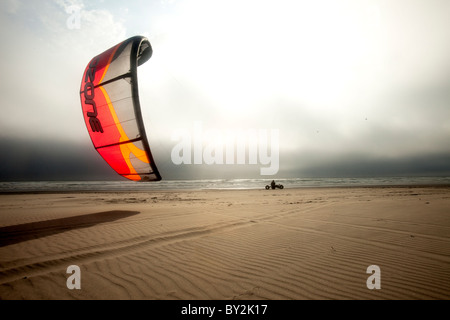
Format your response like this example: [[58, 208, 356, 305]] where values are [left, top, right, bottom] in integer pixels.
[[80, 36, 161, 181]]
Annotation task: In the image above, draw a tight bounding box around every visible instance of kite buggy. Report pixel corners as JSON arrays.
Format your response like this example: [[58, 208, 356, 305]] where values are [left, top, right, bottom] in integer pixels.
[[265, 180, 284, 190]]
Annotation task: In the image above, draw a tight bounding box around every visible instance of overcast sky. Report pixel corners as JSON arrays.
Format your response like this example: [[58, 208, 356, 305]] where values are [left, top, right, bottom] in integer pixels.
[[1, 0, 450, 181]]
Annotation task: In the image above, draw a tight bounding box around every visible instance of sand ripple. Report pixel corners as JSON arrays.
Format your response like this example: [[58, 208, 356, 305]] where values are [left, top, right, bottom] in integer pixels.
[[1, 187, 450, 299]]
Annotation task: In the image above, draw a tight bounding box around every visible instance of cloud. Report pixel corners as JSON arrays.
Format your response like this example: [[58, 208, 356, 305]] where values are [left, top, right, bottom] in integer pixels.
[[2, 0, 22, 14], [0, 0, 127, 144], [0, 138, 116, 181], [3, 136, 448, 181], [284, 150, 450, 178]]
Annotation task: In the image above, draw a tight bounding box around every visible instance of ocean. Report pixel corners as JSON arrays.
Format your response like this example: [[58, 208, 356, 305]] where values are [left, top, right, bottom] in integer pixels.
[[1, 177, 450, 193]]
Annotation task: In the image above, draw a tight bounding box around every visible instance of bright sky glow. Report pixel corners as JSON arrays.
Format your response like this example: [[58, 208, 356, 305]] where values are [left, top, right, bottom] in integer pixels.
[[1, 0, 450, 178]]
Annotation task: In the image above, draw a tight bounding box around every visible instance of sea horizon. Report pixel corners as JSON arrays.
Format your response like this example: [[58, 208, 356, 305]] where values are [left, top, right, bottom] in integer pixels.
[[1, 176, 450, 193]]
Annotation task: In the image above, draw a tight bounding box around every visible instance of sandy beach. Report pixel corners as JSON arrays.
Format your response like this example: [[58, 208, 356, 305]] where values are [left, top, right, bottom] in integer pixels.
[[1, 186, 450, 300]]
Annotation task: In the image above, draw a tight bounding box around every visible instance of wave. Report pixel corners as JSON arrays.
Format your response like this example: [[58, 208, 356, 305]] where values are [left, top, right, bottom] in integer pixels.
[[1, 177, 450, 193]]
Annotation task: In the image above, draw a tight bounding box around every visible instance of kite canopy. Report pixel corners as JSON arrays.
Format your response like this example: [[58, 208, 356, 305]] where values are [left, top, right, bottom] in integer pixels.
[[80, 36, 161, 181]]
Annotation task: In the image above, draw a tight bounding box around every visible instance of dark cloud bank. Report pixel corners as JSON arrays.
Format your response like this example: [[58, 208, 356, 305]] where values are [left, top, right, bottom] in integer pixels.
[[1, 138, 450, 182]]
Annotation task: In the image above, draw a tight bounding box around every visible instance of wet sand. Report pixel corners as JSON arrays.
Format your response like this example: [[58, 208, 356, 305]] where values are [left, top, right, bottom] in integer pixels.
[[1, 186, 450, 300]]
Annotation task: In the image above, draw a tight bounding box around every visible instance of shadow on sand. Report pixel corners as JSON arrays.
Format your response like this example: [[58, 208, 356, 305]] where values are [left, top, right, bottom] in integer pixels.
[[0, 210, 140, 247]]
